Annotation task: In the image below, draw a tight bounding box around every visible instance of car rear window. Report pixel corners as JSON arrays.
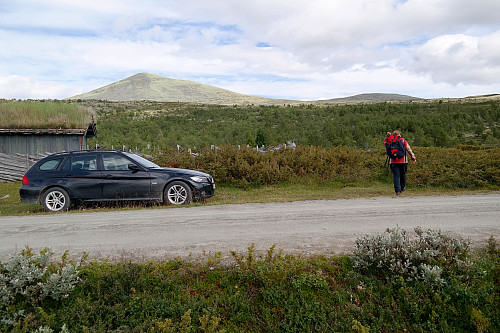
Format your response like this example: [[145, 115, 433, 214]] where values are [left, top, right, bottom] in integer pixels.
[[39, 158, 63, 171], [61, 155, 98, 171]]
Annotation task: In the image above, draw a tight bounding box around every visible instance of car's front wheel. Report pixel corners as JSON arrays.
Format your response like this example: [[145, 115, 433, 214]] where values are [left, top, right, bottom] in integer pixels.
[[164, 181, 192, 205], [42, 187, 70, 212]]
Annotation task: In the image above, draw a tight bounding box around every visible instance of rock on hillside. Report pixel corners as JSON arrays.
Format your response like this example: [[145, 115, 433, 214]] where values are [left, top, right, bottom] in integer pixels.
[[69, 73, 290, 105]]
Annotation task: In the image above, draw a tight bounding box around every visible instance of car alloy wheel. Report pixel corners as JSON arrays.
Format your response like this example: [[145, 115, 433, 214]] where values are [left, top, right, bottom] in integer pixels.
[[43, 187, 70, 212], [165, 181, 192, 205]]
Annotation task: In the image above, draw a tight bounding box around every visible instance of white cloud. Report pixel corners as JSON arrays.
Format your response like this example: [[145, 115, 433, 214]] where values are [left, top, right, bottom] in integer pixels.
[[0, 0, 499, 100], [0, 75, 78, 99], [412, 33, 500, 85]]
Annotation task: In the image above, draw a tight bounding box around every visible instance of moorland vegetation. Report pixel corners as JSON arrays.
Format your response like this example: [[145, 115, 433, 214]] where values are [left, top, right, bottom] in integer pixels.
[[1, 229, 498, 332], [152, 144, 500, 189]]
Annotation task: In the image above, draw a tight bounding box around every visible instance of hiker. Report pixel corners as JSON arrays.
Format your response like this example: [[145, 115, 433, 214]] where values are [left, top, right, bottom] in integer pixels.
[[384, 130, 416, 196]]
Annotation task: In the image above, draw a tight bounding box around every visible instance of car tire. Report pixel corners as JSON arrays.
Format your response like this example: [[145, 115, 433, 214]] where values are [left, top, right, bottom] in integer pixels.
[[164, 181, 192, 205], [42, 187, 71, 212]]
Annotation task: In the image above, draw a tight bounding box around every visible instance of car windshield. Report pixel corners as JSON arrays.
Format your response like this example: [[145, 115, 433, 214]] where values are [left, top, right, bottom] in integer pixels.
[[124, 152, 161, 169]]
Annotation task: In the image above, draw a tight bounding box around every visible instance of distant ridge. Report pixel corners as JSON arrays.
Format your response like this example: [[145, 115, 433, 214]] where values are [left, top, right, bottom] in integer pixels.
[[69, 73, 427, 105], [318, 93, 421, 103]]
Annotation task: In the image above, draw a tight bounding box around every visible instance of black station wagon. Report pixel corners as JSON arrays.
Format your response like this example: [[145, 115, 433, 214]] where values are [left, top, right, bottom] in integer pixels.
[[19, 150, 215, 212]]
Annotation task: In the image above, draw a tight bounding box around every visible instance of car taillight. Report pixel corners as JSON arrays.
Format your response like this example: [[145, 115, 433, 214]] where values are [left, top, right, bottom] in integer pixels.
[[22, 175, 29, 185]]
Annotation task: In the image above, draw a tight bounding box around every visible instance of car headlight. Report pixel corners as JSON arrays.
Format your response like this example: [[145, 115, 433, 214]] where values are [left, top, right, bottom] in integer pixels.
[[190, 176, 208, 183]]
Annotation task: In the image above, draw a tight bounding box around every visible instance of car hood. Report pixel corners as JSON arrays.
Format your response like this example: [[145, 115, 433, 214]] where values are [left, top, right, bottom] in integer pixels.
[[152, 167, 211, 178]]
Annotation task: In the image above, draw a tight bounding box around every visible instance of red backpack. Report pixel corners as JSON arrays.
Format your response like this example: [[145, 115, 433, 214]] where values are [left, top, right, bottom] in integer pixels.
[[385, 136, 406, 159]]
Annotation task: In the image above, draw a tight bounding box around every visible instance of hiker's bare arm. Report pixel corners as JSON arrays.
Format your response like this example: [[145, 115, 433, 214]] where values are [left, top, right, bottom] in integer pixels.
[[405, 141, 417, 163]]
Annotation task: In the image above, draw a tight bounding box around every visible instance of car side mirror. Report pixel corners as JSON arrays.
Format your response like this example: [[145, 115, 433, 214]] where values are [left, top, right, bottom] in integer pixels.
[[128, 164, 140, 172]]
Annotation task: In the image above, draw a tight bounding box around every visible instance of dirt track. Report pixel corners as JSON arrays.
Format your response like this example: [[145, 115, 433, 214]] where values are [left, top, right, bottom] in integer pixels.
[[1, 193, 499, 262]]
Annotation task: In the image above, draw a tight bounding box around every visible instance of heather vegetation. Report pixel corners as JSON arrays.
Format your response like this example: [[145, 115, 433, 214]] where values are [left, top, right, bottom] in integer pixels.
[[151, 144, 500, 189], [1, 232, 498, 332], [0, 100, 94, 129], [80, 99, 500, 149]]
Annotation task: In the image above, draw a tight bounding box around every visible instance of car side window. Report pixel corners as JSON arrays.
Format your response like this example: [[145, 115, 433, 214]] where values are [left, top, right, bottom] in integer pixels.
[[71, 155, 97, 171], [102, 154, 133, 171], [39, 158, 63, 171]]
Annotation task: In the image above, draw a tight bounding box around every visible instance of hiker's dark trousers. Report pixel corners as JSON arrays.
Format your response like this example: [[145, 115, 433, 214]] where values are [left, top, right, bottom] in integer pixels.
[[390, 163, 408, 193]]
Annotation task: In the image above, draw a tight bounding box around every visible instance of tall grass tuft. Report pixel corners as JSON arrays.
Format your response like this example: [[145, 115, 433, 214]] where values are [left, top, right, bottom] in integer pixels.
[[0, 101, 94, 129]]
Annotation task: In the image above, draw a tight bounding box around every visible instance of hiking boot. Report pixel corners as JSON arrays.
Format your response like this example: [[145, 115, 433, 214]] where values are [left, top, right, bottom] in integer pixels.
[[395, 192, 401, 196]]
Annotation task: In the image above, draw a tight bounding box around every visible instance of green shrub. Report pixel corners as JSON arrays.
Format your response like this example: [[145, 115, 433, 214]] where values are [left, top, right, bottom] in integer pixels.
[[410, 146, 500, 188]]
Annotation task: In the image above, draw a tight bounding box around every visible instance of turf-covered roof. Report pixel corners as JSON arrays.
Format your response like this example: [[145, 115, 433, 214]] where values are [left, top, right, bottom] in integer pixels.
[[0, 100, 96, 130]]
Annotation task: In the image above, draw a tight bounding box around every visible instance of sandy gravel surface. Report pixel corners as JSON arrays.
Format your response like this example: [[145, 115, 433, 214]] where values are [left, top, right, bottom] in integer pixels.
[[1, 193, 499, 262]]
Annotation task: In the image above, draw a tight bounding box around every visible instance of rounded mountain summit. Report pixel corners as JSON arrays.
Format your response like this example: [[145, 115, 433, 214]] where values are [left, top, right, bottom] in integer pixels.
[[69, 73, 284, 105]]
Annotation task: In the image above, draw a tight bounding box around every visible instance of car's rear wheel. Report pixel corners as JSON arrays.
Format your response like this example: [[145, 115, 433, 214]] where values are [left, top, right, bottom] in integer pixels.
[[164, 181, 192, 205], [42, 187, 70, 212]]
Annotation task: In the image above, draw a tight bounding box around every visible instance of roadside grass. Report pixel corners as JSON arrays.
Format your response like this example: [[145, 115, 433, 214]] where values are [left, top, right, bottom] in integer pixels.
[[1, 180, 497, 216], [0, 181, 41, 215], [208, 180, 498, 205], [1, 238, 498, 332]]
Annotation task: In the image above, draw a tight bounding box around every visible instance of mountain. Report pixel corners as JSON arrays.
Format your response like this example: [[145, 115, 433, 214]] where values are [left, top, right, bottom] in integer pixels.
[[318, 93, 421, 103], [69, 73, 426, 105], [69, 73, 289, 105]]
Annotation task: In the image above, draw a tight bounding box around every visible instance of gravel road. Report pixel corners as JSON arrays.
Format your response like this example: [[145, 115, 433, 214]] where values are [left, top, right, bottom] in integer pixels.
[[1, 193, 499, 262]]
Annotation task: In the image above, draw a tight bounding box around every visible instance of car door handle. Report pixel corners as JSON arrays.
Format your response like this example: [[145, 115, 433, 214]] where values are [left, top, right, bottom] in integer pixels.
[[105, 174, 113, 179]]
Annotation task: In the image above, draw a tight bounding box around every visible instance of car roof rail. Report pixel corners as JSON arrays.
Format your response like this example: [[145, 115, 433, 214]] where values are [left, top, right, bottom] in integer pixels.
[[45, 149, 121, 156]]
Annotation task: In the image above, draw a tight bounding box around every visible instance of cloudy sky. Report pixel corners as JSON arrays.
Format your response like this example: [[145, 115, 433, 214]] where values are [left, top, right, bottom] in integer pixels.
[[1, 0, 500, 100]]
